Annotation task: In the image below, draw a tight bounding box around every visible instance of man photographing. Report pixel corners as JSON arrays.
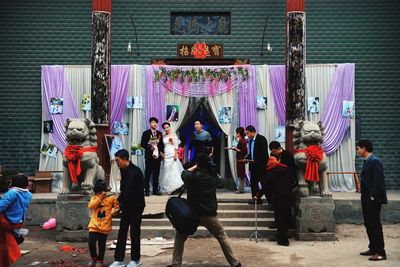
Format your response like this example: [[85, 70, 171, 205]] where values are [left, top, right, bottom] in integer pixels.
[[168, 153, 241, 267]]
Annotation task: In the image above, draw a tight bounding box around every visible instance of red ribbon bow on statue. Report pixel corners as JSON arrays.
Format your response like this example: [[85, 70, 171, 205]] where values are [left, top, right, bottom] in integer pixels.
[[295, 145, 324, 182], [64, 145, 97, 184]]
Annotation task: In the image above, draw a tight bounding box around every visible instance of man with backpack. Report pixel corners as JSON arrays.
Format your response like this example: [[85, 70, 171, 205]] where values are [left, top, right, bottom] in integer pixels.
[[167, 153, 242, 267]]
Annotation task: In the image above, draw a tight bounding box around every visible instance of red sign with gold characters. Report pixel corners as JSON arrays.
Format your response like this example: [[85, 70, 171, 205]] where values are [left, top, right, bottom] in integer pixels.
[[177, 42, 223, 59]]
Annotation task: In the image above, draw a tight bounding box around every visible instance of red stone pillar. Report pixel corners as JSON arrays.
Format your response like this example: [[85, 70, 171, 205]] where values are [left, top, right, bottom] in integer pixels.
[[92, 0, 112, 179], [285, 0, 305, 152]]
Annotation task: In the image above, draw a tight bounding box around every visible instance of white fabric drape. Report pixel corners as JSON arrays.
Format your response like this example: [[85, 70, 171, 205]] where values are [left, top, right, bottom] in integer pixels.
[[208, 93, 235, 180], [305, 65, 356, 192]]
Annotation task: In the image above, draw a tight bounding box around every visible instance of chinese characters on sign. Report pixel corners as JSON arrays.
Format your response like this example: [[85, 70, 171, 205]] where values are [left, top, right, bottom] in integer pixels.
[[171, 12, 231, 35], [177, 43, 224, 59]]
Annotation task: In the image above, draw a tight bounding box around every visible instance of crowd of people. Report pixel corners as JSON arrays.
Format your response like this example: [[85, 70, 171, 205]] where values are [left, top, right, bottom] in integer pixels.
[[0, 114, 388, 266]]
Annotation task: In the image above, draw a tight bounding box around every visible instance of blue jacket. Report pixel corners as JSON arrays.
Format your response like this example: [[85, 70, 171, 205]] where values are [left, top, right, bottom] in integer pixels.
[[0, 187, 32, 224]]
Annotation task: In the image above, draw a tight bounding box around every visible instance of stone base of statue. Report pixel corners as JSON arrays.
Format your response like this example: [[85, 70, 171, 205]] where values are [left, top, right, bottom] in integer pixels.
[[56, 193, 91, 242], [296, 196, 335, 241]]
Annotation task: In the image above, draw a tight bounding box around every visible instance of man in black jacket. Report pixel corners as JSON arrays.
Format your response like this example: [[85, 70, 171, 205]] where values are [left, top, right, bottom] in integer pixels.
[[140, 117, 164, 196], [356, 140, 388, 261], [269, 141, 297, 187], [110, 149, 145, 267], [245, 125, 269, 204], [168, 153, 241, 267]]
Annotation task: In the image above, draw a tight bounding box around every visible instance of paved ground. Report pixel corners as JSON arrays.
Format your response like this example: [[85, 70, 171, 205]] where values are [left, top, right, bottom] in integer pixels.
[[15, 224, 400, 267]]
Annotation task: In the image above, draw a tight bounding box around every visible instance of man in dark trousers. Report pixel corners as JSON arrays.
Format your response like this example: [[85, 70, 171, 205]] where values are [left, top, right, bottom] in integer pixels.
[[245, 125, 268, 204], [356, 140, 388, 261], [168, 153, 241, 267], [110, 149, 145, 267], [140, 117, 164, 196], [257, 156, 294, 246]]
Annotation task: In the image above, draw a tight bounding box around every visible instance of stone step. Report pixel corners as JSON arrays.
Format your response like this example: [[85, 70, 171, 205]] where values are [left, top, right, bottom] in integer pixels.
[[217, 203, 271, 210], [126, 217, 275, 227], [109, 225, 276, 239]]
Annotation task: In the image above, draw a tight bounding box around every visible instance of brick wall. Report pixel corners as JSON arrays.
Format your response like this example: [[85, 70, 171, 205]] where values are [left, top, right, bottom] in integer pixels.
[[0, 0, 399, 188]]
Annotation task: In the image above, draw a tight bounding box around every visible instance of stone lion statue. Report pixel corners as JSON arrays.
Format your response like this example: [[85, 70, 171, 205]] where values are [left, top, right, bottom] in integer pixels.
[[61, 118, 105, 194], [293, 120, 331, 197]]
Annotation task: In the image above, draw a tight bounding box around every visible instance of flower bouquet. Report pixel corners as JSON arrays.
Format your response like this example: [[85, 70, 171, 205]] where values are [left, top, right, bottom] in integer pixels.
[[149, 135, 160, 159]]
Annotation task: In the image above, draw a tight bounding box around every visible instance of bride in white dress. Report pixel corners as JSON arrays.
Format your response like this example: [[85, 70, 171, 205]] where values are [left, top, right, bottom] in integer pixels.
[[159, 122, 184, 194]]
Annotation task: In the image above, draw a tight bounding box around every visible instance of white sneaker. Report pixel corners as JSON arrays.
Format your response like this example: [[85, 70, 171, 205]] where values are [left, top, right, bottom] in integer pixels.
[[127, 260, 142, 267], [109, 261, 126, 267]]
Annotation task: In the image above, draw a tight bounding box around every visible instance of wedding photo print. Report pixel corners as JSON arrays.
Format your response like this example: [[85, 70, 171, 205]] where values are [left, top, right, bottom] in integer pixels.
[[342, 100, 355, 118], [218, 106, 232, 124], [127, 96, 143, 109], [40, 143, 58, 158], [49, 97, 63, 114], [166, 104, 179, 122], [43, 120, 53, 133], [256, 96, 268, 109], [105, 134, 124, 160], [113, 121, 129, 135], [81, 94, 91, 111], [307, 96, 320, 113]]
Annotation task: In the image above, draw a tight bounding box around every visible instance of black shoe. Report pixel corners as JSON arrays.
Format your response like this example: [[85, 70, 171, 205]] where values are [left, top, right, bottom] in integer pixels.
[[153, 191, 161, 196], [360, 249, 375, 256], [277, 240, 289, 246], [234, 263, 242, 267], [145, 191, 150, 197]]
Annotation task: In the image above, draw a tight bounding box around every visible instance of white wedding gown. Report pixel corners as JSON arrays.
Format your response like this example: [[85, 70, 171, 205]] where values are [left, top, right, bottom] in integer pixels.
[[159, 134, 184, 194]]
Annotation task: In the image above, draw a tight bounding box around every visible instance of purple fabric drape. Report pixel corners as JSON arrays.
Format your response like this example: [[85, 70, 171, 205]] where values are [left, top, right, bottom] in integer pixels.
[[146, 65, 165, 130], [110, 65, 131, 133], [41, 65, 79, 153], [238, 65, 258, 129], [269, 65, 286, 126], [321, 63, 355, 155]]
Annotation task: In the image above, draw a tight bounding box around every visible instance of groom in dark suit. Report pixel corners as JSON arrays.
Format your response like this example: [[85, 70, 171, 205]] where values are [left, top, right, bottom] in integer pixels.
[[140, 117, 164, 196], [245, 125, 269, 204]]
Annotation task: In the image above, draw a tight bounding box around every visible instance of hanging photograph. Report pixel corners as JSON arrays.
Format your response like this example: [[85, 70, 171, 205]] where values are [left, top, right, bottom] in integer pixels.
[[218, 107, 232, 124], [43, 120, 53, 133], [274, 126, 285, 143], [127, 96, 143, 109], [166, 105, 179, 122], [49, 97, 63, 114], [81, 94, 91, 111], [256, 96, 268, 110], [131, 143, 144, 156], [113, 121, 129, 135], [105, 134, 124, 160], [41, 143, 58, 158], [342, 101, 355, 118], [307, 97, 320, 113]]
